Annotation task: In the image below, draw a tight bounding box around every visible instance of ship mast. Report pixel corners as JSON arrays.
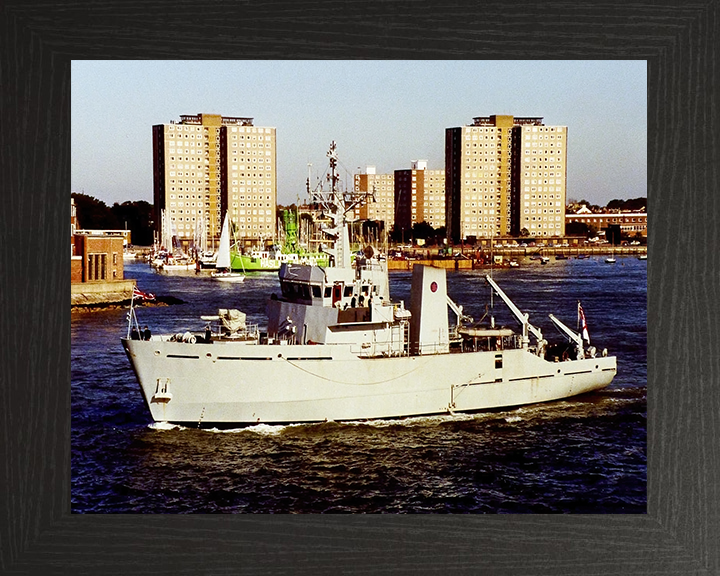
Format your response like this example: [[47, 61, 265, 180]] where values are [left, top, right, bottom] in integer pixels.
[[308, 141, 373, 268]]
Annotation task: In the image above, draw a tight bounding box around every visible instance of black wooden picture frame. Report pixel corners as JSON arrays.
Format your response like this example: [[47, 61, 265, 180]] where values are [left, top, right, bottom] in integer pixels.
[[2, 1, 716, 574]]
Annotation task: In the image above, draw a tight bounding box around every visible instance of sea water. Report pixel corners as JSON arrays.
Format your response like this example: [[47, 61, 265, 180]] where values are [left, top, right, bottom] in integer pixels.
[[71, 257, 646, 513]]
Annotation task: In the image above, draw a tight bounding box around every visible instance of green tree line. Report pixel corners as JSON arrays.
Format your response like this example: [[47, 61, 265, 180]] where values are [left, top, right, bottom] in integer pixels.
[[605, 197, 646, 211], [72, 193, 646, 248], [72, 193, 154, 246]]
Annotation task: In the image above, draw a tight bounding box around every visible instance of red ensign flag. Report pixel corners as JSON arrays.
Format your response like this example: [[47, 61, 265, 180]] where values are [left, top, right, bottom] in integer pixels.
[[578, 302, 590, 344]]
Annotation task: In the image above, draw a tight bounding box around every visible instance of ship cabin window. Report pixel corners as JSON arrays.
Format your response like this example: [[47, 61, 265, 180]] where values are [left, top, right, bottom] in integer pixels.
[[343, 286, 353, 297], [281, 281, 313, 301], [311, 285, 322, 298], [495, 354, 503, 369], [324, 286, 332, 298]]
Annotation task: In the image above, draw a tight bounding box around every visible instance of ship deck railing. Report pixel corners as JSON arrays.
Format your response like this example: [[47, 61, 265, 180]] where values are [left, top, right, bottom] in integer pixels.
[[456, 330, 523, 353], [356, 260, 386, 272]]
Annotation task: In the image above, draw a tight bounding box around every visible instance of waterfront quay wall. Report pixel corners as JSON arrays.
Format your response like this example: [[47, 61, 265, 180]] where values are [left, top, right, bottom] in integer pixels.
[[71, 279, 136, 307], [388, 259, 474, 271], [387, 245, 647, 271], [467, 245, 647, 258]]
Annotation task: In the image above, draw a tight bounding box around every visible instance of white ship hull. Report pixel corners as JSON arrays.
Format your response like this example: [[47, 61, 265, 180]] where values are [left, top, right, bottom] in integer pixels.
[[123, 144, 617, 427], [158, 263, 195, 271], [211, 272, 245, 283], [122, 338, 616, 426]]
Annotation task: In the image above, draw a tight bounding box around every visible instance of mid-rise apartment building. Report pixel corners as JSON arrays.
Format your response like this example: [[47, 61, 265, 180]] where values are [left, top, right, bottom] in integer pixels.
[[511, 118, 567, 238], [152, 113, 277, 250], [353, 166, 395, 224], [394, 160, 445, 233], [446, 115, 567, 243]]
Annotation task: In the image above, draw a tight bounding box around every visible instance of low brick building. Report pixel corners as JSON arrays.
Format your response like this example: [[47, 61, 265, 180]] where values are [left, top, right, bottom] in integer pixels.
[[71, 198, 135, 306], [565, 209, 647, 238], [72, 232, 126, 281]]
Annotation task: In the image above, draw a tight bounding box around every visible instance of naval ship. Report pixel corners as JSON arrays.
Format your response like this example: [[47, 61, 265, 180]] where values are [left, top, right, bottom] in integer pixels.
[[122, 142, 616, 427]]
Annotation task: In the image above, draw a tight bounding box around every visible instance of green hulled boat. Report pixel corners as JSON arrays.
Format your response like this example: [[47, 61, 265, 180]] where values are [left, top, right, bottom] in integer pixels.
[[230, 249, 329, 271], [230, 208, 329, 271]]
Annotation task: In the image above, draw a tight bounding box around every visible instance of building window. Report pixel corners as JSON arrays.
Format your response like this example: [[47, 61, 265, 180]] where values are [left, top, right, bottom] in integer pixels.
[[87, 253, 107, 281]]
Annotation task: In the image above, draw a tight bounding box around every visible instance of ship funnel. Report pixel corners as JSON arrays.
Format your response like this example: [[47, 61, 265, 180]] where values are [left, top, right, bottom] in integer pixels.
[[409, 265, 450, 355]]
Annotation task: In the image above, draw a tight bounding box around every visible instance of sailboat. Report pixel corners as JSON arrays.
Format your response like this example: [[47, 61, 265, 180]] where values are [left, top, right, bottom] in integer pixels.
[[195, 214, 217, 269], [151, 210, 195, 271], [212, 215, 245, 282], [605, 244, 616, 264]]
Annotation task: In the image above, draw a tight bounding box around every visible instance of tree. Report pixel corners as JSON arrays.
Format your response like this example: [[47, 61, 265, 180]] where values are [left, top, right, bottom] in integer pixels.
[[388, 225, 406, 244], [565, 221, 599, 238], [411, 221, 435, 240], [110, 200, 154, 246], [565, 222, 588, 237], [72, 193, 121, 230], [607, 197, 646, 211], [276, 203, 297, 221], [72, 193, 157, 245]]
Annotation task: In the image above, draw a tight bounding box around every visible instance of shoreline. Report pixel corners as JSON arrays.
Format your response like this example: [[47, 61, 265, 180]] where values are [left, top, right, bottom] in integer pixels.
[[71, 295, 184, 313]]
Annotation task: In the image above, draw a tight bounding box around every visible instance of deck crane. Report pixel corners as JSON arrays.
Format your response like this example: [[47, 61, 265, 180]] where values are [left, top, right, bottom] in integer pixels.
[[446, 295, 473, 340], [484, 275, 546, 356], [548, 314, 585, 359], [548, 314, 599, 359]]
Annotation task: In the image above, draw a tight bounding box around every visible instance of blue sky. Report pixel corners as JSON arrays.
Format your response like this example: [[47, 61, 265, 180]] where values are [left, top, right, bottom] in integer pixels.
[[71, 60, 646, 207]]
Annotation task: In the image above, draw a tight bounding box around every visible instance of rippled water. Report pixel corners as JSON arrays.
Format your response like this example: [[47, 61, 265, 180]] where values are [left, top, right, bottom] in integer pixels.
[[71, 256, 646, 513]]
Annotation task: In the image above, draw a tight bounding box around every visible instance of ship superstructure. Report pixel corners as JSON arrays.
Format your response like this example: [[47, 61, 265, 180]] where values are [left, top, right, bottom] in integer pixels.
[[122, 143, 616, 426]]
